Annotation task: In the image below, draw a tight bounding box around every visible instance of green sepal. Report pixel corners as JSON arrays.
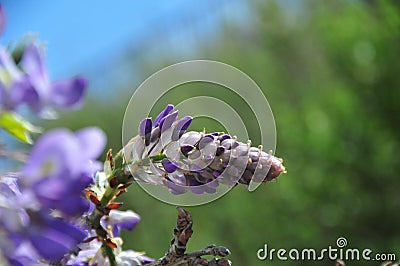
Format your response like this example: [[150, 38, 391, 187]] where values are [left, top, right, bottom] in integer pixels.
[[0, 111, 41, 144], [149, 153, 167, 161]]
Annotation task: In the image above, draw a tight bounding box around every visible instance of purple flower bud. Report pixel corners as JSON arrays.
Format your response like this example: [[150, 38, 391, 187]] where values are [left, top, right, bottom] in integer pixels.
[[159, 111, 178, 132], [103, 210, 140, 231], [220, 138, 239, 150], [172, 116, 192, 141], [162, 158, 178, 173], [216, 146, 225, 156], [180, 144, 195, 156], [265, 156, 286, 181], [218, 134, 231, 142], [150, 126, 161, 143], [139, 118, 152, 145], [154, 104, 174, 126], [198, 134, 214, 149]]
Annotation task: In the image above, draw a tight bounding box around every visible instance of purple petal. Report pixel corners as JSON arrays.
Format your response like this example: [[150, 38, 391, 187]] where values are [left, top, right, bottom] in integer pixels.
[[33, 177, 90, 216], [23, 129, 81, 183], [46, 216, 86, 242], [29, 216, 85, 261], [138, 118, 152, 145], [75, 127, 106, 160], [188, 179, 206, 194], [118, 250, 155, 264], [138, 118, 152, 137], [154, 104, 174, 126], [161, 158, 178, 173], [21, 44, 49, 84], [9, 79, 40, 111], [180, 144, 195, 156], [221, 138, 239, 150], [159, 111, 178, 132], [172, 116, 192, 141], [150, 126, 161, 143], [198, 135, 214, 149], [50, 76, 87, 108], [216, 146, 225, 156], [0, 175, 21, 196], [10, 241, 41, 266], [106, 210, 140, 231], [164, 179, 187, 195], [213, 171, 221, 178], [218, 134, 231, 142]]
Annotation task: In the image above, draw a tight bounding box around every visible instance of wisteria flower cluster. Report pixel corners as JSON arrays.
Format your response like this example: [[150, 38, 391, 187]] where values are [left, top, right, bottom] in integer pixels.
[[0, 4, 286, 266], [125, 104, 285, 195]]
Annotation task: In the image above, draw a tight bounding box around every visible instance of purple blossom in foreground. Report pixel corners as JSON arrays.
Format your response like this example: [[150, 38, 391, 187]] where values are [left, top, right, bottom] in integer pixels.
[[0, 174, 86, 264], [22, 127, 106, 216], [125, 105, 286, 195], [66, 237, 154, 266], [0, 127, 106, 264]]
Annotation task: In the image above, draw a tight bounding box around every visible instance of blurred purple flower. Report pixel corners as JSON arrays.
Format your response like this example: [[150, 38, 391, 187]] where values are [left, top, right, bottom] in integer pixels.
[[21, 43, 87, 113], [0, 175, 87, 263], [0, 3, 88, 113], [0, 45, 87, 113], [0, 46, 33, 111], [22, 127, 106, 216], [28, 212, 86, 261]]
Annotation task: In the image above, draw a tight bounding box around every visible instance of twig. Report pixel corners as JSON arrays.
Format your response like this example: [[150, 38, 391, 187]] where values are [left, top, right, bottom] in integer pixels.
[[146, 207, 231, 266]]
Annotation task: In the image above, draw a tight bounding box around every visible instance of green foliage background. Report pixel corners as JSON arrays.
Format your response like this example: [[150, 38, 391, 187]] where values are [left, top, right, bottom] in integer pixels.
[[44, 1, 399, 265]]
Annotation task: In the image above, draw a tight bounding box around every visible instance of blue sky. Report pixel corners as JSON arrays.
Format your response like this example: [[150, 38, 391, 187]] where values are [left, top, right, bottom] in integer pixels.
[[1, 1, 247, 80]]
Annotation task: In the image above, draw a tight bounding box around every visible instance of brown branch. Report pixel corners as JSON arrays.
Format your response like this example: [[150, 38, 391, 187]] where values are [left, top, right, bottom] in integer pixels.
[[146, 207, 231, 266]]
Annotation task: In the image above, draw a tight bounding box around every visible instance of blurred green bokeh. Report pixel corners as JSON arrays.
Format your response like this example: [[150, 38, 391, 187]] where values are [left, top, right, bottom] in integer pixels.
[[44, 1, 400, 265]]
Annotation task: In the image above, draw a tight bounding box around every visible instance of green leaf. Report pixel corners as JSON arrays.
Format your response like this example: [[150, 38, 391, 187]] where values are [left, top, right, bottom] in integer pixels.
[[149, 153, 167, 161], [0, 112, 41, 144]]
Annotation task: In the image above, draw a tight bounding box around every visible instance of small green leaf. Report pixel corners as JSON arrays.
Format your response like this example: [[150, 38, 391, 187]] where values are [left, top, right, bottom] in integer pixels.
[[149, 153, 167, 161], [0, 112, 41, 144]]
